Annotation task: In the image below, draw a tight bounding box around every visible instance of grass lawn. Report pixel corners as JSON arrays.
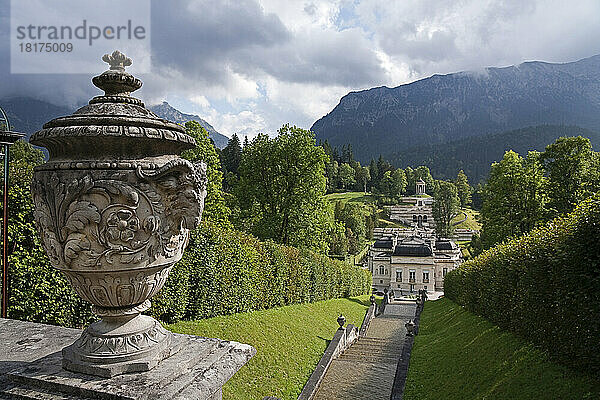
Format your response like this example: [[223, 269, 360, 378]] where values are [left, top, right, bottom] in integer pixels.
[[452, 208, 481, 230], [167, 295, 371, 400], [325, 191, 376, 204], [404, 298, 600, 400]]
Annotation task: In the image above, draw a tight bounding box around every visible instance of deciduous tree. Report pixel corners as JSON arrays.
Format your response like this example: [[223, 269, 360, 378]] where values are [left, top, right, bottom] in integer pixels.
[[338, 163, 356, 190], [355, 165, 370, 193], [480, 150, 546, 248], [455, 170, 472, 207], [391, 168, 407, 198], [236, 124, 330, 252], [432, 180, 460, 237], [540, 136, 596, 216]]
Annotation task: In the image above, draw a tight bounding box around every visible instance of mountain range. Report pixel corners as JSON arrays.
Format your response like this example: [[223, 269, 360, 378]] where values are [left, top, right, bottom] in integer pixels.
[[0, 98, 228, 149], [390, 124, 600, 183], [311, 54, 600, 163], [147, 102, 229, 149]]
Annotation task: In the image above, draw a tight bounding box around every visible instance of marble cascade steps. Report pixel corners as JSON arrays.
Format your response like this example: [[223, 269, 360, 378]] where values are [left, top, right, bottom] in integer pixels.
[[312, 303, 416, 400], [335, 337, 402, 363]]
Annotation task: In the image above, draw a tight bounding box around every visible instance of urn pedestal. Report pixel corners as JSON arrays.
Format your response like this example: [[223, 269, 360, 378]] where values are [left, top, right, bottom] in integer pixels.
[[0, 318, 256, 399], [30, 51, 208, 377]]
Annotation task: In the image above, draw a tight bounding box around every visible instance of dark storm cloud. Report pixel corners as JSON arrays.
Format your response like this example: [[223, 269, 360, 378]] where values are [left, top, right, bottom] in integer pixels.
[[0, 0, 292, 105], [0, 0, 386, 106], [0, 5, 95, 107], [235, 27, 387, 87], [150, 0, 291, 85], [150, 0, 386, 89]]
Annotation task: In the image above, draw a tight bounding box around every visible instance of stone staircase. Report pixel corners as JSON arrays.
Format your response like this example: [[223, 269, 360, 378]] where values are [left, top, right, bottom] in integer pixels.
[[312, 303, 416, 400]]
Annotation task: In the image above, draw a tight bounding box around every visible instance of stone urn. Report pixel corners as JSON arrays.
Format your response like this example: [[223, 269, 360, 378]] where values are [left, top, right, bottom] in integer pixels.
[[30, 50, 207, 377]]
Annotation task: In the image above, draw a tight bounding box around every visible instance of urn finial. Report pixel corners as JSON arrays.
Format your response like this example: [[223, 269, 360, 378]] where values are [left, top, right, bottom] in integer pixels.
[[102, 50, 133, 71], [92, 50, 142, 98]]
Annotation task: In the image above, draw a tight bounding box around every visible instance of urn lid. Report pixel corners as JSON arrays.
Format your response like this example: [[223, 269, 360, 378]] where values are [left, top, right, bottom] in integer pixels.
[[30, 51, 196, 161]]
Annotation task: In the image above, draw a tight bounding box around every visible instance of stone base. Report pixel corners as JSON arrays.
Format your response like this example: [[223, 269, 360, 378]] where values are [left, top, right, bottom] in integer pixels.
[[0, 318, 255, 400], [62, 330, 178, 378], [62, 315, 174, 378]]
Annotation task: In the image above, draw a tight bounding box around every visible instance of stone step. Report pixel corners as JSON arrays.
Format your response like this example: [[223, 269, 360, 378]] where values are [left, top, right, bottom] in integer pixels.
[[338, 352, 400, 363], [357, 337, 405, 344], [356, 337, 388, 343], [353, 341, 404, 351], [312, 359, 397, 400], [345, 343, 402, 355], [353, 337, 394, 345], [346, 343, 401, 353], [0, 385, 81, 400], [344, 343, 401, 353]]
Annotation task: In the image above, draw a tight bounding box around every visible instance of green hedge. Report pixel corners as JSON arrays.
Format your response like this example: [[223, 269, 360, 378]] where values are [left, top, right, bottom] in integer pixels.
[[445, 194, 600, 373], [9, 224, 370, 328], [151, 222, 372, 323]]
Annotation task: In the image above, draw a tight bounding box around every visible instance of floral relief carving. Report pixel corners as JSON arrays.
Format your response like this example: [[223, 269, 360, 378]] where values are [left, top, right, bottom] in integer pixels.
[[106, 209, 140, 243], [32, 160, 206, 272]]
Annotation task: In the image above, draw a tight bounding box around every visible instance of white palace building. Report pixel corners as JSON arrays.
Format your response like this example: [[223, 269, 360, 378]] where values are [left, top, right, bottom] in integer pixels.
[[367, 228, 462, 293]]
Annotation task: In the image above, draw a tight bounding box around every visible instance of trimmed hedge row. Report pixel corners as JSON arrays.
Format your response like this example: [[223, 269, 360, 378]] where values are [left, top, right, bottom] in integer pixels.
[[445, 194, 600, 373], [151, 222, 372, 323], [9, 223, 370, 328]]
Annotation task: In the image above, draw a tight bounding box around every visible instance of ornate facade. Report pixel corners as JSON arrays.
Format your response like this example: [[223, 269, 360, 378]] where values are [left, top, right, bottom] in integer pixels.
[[367, 230, 462, 293]]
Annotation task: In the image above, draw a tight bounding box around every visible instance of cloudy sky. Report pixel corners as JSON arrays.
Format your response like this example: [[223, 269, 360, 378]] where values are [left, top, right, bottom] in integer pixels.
[[2, 0, 600, 139]]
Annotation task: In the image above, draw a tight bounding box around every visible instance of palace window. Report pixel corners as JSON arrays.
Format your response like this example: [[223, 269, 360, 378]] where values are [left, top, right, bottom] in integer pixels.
[[423, 215, 428, 222], [423, 270, 430, 283], [396, 270, 402, 282], [409, 269, 416, 283], [443, 267, 448, 277], [379, 265, 385, 275], [413, 215, 417, 222]]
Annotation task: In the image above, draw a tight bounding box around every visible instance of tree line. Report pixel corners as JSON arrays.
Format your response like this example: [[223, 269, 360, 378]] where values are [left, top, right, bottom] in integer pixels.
[[386, 125, 600, 183], [217, 127, 379, 257], [474, 136, 600, 252], [217, 128, 600, 268], [3, 121, 372, 327], [319, 141, 437, 199], [218, 134, 478, 252]]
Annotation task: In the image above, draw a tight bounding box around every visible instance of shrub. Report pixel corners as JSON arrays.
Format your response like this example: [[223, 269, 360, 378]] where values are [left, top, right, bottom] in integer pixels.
[[10, 221, 370, 328], [6, 140, 370, 328], [150, 222, 372, 323], [8, 243, 94, 328], [445, 194, 600, 373]]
